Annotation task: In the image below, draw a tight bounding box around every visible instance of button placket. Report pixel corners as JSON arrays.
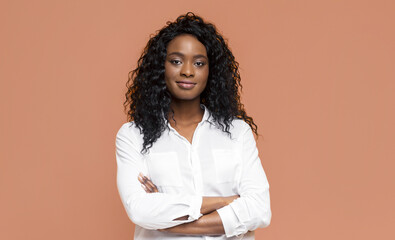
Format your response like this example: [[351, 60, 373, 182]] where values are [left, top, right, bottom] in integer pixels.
[[190, 124, 204, 195], [169, 121, 205, 194], [192, 150, 203, 194]]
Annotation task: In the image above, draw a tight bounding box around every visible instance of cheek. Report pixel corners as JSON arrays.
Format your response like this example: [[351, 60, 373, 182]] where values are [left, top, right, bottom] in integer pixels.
[[164, 63, 178, 78], [199, 68, 209, 84], [201, 79, 208, 90], [164, 65, 176, 90], [164, 65, 170, 80]]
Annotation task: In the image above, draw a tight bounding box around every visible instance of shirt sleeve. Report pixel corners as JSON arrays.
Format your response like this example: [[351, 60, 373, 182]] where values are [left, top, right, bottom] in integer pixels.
[[115, 123, 203, 230], [216, 123, 272, 237]]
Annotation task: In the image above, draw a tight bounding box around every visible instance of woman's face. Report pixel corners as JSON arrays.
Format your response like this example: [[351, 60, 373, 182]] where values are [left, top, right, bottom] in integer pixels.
[[164, 34, 209, 101]]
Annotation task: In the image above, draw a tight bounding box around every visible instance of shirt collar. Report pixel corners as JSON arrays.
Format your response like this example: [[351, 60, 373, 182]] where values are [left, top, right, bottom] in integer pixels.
[[163, 103, 211, 128], [199, 103, 210, 124]]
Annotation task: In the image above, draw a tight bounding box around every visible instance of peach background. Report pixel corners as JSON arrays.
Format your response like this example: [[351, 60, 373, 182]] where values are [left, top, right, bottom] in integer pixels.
[[1, 0, 394, 239]]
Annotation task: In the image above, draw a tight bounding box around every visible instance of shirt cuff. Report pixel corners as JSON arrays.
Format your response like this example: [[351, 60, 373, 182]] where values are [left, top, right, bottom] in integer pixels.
[[188, 195, 203, 221], [217, 205, 247, 238]]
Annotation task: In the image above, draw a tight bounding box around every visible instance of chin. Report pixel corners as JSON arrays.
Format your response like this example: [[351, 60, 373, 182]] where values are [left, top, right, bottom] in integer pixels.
[[171, 92, 201, 101], [174, 95, 200, 101]]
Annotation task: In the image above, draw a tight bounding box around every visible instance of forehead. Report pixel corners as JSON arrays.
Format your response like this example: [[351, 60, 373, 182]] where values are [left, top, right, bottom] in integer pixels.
[[166, 34, 207, 56]]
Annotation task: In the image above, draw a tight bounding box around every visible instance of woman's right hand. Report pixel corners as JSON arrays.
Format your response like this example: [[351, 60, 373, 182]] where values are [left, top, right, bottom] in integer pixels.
[[138, 172, 239, 203], [138, 172, 239, 216], [138, 173, 159, 193]]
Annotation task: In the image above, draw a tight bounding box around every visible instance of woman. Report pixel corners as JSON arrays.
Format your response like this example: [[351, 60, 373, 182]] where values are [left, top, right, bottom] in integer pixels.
[[116, 12, 271, 239]]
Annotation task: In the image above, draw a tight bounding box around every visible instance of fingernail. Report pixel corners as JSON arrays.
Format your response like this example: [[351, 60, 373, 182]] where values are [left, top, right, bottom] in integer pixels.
[[141, 184, 146, 190]]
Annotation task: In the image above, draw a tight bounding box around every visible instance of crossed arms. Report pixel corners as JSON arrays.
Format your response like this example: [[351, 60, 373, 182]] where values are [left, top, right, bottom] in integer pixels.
[[138, 173, 239, 235], [116, 123, 271, 237]]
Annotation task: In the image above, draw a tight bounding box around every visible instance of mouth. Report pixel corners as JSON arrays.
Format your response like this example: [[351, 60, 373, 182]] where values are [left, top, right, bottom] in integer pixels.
[[176, 81, 196, 89]]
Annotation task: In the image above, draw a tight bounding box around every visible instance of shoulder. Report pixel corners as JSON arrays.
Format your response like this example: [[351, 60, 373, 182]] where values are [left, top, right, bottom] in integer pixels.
[[230, 118, 251, 133], [115, 121, 144, 144], [229, 118, 257, 144], [208, 118, 252, 141], [117, 121, 136, 134]]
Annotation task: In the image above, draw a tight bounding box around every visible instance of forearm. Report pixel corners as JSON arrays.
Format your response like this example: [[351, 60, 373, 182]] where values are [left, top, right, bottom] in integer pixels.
[[166, 196, 239, 221], [138, 174, 239, 223], [160, 210, 225, 235], [200, 197, 226, 215]]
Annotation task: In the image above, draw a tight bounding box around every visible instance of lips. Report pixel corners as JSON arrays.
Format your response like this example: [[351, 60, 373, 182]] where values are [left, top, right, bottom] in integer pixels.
[[176, 81, 196, 84], [176, 81, 196, 89]]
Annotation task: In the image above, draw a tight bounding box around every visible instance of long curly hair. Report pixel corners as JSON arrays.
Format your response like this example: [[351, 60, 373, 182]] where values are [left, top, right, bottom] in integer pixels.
[[124, 12, 258, 154]]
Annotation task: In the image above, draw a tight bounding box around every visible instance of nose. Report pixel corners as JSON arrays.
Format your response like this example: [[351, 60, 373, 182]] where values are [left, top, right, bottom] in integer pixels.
[[180, 62, 194, 78]]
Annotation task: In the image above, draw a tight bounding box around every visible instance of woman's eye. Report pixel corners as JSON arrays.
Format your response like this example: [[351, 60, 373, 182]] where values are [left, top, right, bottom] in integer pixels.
[[170, 59, 182, 65], [195, 61, 206, 67]]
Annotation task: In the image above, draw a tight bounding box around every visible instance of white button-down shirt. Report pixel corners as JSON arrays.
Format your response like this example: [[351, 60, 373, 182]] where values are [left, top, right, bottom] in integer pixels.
[[115, 104, 271, 239]]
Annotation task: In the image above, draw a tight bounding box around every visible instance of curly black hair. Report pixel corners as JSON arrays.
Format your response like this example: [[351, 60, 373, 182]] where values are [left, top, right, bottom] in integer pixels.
[[124, 12, 258, 154]]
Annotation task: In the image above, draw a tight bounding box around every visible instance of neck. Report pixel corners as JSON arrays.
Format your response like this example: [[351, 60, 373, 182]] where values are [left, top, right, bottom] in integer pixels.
[[168, 98, 204, 124]]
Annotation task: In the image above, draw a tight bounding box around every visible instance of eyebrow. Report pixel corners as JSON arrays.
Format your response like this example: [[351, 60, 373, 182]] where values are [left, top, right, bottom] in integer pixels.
[[167, 52, 208, 60]]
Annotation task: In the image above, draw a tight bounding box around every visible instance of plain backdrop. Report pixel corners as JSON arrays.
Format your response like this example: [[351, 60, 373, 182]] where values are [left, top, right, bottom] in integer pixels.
[[1, 0, 394, 239]]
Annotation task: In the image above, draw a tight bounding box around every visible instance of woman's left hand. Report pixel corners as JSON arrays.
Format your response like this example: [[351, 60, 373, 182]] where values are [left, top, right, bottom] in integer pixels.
[[138, 173, 159, 193]]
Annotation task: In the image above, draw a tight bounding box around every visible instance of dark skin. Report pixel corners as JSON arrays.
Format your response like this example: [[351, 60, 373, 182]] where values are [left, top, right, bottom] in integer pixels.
[[137, 34, 240, 235], [164, 34, 209, 144]]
